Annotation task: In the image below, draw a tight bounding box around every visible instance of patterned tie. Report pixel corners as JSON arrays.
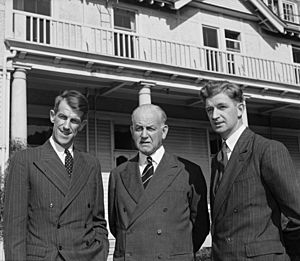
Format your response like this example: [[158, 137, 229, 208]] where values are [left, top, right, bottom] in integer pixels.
[[141, 156, 154, 189], [213, 141, 228, 195], [65, 149, 73, 177]]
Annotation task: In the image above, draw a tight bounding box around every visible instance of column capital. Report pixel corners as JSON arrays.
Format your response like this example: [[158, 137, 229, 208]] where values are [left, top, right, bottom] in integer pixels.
[[138, 81, 156, 88]]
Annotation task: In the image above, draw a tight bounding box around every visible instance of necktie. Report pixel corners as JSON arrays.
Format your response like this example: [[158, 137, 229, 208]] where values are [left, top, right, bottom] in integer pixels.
[[213, 141, 228, 195], [141, 156, 154, 189], [65, 149, 73, 177]]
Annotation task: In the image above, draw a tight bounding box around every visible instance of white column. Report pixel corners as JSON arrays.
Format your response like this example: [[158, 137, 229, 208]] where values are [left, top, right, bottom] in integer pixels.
[[138, 81, 155, 105], [11, 68, 27, 146]]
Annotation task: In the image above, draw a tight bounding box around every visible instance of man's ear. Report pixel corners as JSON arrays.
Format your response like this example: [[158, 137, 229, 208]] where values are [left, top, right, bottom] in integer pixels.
[[237, 102, 245, 119], [162, 124, 169, 140], [130, 125, 134, 137], [50, 110, 55, 123], [78, 119, 87, 131]]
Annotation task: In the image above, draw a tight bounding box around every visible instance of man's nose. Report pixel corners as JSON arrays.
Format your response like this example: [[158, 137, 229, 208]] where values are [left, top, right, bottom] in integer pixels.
[[141, 128, 148, 137], [212, 109, 219, 119], [63, 119, 71, 129]]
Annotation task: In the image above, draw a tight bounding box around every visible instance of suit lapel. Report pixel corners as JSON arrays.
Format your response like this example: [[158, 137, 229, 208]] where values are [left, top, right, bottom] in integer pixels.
[[61, 150, 92, 212], [120, 155, 144, 205], [212, 128, 254, 221], [128, 152, 181, 227], [33, 141, 70, 196]]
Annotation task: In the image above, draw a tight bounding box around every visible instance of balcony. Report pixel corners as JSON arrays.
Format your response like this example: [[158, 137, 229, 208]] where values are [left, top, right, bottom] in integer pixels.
[[10, 10, 300, 87]]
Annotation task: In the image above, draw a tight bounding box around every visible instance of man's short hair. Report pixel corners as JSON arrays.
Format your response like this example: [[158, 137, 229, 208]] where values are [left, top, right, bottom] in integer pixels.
[[131, 104, 167, 125], [199, 81, 244, 103], [53, 90, 89, 120]]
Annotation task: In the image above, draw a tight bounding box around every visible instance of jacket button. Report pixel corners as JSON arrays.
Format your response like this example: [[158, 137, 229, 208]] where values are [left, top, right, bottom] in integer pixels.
[[57, 224, 61, 229], [157, 229, 162, 235], [163, 207, 168, 212], [233, 208, 238, 213], [226, 237, 232, 243], [49, 203, 54, 208]]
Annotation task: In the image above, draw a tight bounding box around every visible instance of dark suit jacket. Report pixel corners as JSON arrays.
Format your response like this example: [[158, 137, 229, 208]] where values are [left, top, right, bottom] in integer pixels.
[[3, 140, 109, 261], [210, 128, 300, 261], [108, 152, 209, 261]]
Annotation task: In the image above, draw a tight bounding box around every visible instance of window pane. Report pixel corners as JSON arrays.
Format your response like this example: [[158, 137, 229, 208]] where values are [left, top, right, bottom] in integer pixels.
[[293, 47, 300, 63], [24, 0, 36, 13], [114, 8, 135, 31], [203, 27, 218, 48], [114, 124, 136, 150], [13, 0, 23, 10], [37, 0, 51, 16]]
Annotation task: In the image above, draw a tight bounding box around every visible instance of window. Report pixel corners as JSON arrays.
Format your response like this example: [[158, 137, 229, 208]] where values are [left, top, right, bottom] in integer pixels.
[[114, 8, 136, 32], [203, 26, 218, 48], [13, 0, 51, 44], [266, 0, 279, 14], [282, 1, 297, 23], [114, 124, 136, 166], [203, 26, 220, 72], [225, 30, 241, 52], [293, 46, 300, 63], [292, 46, 300, 83], [113, 8, 136, 58], [225, 30, 241, 75], [13, 0, 51, 16]]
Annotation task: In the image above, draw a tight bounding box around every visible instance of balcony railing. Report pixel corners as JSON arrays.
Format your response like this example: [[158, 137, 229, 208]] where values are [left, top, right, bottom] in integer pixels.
[[11, 10, 300, 86]]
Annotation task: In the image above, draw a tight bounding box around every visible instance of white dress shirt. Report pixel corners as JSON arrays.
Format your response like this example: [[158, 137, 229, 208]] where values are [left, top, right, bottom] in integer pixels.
[[224, 124, 246, 160], [49, 136, 74, 164], [139, 145, 165, 176]]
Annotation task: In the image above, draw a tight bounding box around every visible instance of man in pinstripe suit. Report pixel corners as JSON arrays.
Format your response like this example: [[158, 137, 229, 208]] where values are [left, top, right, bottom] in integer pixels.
[[4, 90, 109, 261], [200, 81, 300, 261]]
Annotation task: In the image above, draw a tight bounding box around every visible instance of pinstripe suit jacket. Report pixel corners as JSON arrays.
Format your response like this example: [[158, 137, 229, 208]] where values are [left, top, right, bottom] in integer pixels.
[[3, 140, 109, 261], [210, 128, 300, 261], [108, 152, 210, 261]]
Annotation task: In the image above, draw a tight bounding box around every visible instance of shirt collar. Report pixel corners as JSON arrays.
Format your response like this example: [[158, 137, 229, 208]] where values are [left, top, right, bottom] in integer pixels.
[[50, 136, 74, 156], [225, 124, 246, 153], [139, 145, 165, 166]]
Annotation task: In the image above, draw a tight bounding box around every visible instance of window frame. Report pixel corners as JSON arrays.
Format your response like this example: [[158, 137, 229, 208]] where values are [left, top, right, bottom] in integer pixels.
[[280, 0, 298, 23]]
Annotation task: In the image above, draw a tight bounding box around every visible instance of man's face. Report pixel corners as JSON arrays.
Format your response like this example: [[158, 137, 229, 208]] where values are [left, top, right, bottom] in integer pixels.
[[50, 99, 86, 148], [205, 92, 244, 140], [130, 109, 168, 156]]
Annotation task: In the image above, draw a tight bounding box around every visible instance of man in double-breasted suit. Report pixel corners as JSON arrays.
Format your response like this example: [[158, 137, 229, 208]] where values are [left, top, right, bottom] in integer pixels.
[[4, 90, 108, 261], [108, 104, 209, 261], [200, 81, 300, 261]]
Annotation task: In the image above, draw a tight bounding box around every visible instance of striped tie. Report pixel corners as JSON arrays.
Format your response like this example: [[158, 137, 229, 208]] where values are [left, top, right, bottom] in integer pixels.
[[141, 156, 154, 189]]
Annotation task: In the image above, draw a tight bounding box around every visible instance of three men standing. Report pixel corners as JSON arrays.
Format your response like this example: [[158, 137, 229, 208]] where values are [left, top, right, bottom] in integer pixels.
[[4, 90, 109, 261], [108, 104, 209, 261]]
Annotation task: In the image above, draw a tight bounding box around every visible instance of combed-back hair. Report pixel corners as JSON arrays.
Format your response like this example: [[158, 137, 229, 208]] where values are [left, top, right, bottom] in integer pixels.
[[53, 90, 89, 120], [199, 81, 244, 103]]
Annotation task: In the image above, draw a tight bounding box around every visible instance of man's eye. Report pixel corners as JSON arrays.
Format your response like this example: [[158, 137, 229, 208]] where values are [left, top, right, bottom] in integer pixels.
[[218, 105, 227, 110], [206, 107, 213, 113], [58, 114, 67, 120], [71, 119, 81, 124]]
